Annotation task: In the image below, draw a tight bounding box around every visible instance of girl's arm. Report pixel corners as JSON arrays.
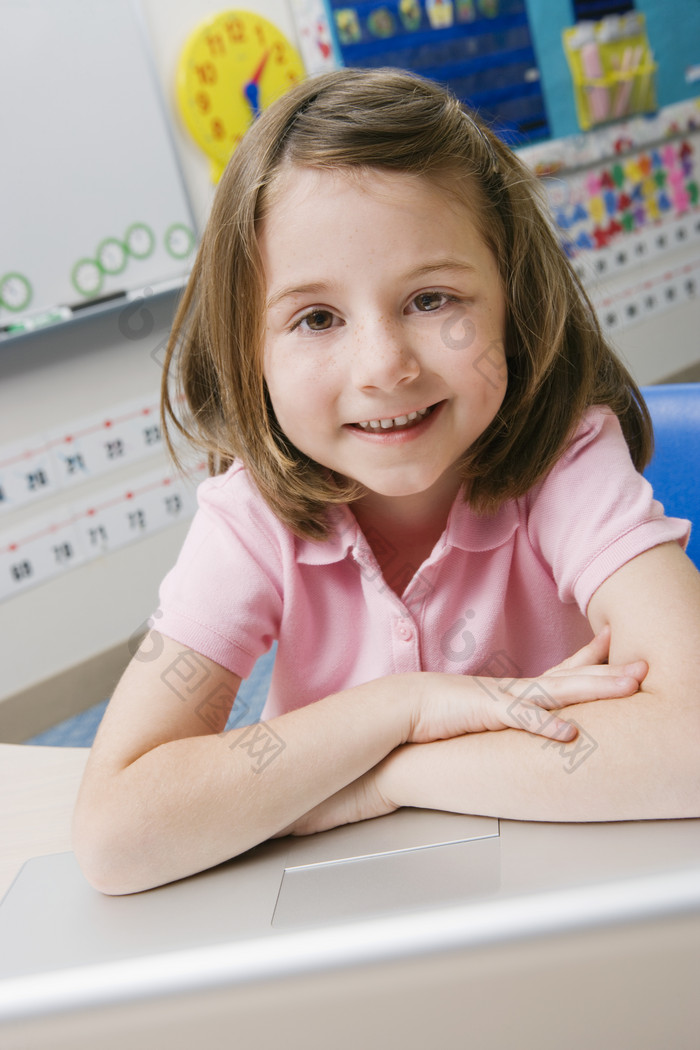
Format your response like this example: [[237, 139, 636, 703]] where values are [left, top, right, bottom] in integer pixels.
[[374, 542, 700, 822], [73, 634, 409, 895], [73, 631, 641, 894]]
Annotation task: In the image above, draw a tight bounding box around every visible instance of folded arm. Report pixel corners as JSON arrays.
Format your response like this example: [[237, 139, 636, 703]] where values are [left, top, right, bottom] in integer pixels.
[[374, 542, 700, 822], [73, 624, 641, 893]]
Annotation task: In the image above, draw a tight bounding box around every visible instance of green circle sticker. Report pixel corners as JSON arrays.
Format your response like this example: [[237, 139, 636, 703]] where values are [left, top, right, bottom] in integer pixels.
[[0, 272, 32, 312], [165, 223, 195, 259], [71, 259, 104, 298], [125, 223, 155, 259], [97, 237, 128, 275]]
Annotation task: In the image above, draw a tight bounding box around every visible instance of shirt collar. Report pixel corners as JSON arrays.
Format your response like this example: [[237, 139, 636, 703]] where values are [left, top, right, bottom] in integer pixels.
[[295, 493, 520, 565]]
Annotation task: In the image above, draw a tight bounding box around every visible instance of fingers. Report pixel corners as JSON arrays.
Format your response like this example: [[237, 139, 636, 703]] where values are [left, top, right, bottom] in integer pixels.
[[546, 659, 648, 684], [509, 669, 645, 712], [501, 700, 578, 742], [546, 625, 611, 673]]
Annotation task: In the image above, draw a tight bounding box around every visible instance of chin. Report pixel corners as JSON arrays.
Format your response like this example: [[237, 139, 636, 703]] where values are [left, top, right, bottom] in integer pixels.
[[362, 475, 444, 499]]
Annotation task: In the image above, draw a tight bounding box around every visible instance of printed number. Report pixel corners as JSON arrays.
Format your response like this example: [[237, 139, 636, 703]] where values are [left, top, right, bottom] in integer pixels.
[[105, 439, 124, 460], [195, 91, 210, 113], [164, 494, 182, 516], [194, 62, 217, 86], [224, 18, 245, 43], [88, 525, 108, 545], [205, 32, 226, 56], [26, 469, 49, 491], [52, 542, 73, 564], [64, 453, 86, 475], [143, 424, 161, 446], [128, 509, 147, 530], [10, 559, 33, 582]]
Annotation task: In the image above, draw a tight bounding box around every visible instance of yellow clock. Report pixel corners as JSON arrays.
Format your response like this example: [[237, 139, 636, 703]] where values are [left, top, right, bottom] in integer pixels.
[[176, 10, 306, 182]]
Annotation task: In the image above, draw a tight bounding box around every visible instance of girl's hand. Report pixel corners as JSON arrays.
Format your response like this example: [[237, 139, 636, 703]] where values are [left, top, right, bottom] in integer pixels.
[[406, 627, 647, 745]]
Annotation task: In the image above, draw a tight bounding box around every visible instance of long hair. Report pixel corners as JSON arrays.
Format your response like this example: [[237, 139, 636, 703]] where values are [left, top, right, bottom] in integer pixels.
[[162, 67, 652, 539]]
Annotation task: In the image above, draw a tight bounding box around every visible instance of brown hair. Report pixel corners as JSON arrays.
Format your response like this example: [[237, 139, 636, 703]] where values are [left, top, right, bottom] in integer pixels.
[[162, 67, 652, 539]]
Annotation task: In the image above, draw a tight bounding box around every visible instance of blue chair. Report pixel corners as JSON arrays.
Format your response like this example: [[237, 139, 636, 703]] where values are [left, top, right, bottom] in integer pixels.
[[641, 383, 700, 568]]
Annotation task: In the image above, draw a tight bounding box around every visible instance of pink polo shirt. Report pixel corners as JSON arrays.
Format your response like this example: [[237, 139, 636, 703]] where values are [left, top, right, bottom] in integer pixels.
[[156, 407, 689, 718]]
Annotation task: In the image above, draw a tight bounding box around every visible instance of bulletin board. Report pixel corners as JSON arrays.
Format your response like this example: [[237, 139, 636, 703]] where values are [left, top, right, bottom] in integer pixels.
[[0, 0, 197, 339], [322, 0, 550, 144]]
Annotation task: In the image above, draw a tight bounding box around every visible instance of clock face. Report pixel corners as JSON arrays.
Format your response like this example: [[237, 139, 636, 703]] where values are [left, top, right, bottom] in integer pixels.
[[177, 10, 306, 182]]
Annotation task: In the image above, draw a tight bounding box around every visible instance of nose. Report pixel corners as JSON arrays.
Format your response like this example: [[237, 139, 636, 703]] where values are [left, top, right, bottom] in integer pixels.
[[350, 317, 420, 391]]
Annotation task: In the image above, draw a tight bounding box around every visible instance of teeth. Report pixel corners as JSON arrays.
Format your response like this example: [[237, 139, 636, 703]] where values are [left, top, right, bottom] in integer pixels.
[[356, 406, 432, 431]]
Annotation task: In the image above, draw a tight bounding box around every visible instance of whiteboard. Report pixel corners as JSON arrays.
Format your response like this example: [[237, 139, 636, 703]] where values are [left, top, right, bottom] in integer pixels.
[[0, 0, 197, 337]]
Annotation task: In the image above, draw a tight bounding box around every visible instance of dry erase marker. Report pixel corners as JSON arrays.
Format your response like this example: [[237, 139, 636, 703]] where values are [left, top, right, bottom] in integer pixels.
[[0, 306, 72, 334]]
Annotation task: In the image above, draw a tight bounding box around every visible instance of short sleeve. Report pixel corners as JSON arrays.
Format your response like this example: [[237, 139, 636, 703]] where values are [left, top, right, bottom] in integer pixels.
[[155, 464, 285, 676], [526, 407, 690, 612]]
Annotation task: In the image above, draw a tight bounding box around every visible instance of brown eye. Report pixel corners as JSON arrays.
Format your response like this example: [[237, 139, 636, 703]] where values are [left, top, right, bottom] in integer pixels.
[[414, 292, 445, 311], [303, 309, 334, 330]]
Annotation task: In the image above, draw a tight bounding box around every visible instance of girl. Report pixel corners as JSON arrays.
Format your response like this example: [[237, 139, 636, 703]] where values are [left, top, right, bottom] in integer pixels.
[[73, 69, 700, 895]]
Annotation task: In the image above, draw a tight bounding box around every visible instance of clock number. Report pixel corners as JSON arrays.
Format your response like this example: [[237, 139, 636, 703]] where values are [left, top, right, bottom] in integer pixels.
[[205, 32, 226, 56], [194, 62, 217, 86], [211, 118, 225, 140], [224, 17, 246, 43], [255, 24, 266, 47], [195, 91, 210, 113], [272, 41, 286, 64]]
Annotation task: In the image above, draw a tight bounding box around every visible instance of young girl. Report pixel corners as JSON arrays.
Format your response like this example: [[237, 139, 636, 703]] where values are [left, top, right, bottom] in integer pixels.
[[73, 69, 700, 895]]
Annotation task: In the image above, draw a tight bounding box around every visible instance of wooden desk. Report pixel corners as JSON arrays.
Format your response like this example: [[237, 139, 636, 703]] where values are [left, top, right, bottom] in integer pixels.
[[0, 744, 89, 900]]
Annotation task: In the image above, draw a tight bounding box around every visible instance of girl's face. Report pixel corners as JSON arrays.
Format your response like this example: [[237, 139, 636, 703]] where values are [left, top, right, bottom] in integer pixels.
[[260, 165, 507, 517]]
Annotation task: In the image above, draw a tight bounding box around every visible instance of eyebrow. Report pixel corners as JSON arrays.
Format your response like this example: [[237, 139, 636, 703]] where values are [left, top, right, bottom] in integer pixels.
[[265, 260, 478, 311], [404, 260, 478, 280], [266, 282, 331, 311]]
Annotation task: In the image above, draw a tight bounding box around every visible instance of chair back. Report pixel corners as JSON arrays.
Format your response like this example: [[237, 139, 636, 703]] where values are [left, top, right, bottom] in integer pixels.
[[641, 383, 700, 568]]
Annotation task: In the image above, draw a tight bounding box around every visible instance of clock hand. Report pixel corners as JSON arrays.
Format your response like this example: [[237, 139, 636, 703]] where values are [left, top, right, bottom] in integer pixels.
[[243, 51, 270, 118]]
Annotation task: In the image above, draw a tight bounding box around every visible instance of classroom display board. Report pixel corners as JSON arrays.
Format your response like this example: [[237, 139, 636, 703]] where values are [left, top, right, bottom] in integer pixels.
[[0, 0, 197, 339], [323, 0, 550, 143], [519, 97, 700, 336]]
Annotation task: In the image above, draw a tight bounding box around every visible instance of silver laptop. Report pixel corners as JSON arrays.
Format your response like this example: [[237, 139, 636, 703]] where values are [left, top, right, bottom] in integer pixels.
[[1, 806, 699, 1031]]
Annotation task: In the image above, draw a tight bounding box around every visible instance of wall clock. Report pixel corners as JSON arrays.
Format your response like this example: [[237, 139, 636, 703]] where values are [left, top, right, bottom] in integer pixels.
[[177, 10, 306, 182]]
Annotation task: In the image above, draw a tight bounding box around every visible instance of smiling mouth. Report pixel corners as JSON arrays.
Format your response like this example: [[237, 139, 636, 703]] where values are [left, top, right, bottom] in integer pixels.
[[351, 403, 441, 433]]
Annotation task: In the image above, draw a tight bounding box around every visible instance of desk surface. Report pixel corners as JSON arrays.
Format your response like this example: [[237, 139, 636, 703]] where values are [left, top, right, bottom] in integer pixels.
[[0, 744, 88, 900], [3, 743, 700, 1050]]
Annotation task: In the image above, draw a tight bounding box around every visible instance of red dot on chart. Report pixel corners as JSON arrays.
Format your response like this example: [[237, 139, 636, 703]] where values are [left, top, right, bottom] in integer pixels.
[[104, 420, 113, 428], [163, 477, 171, 486], [87, 508, 95, 516], [9, 543, 17, 551], [126, 492, 133, 499], [143, 408, 151, 415], [65, 435, 73, 444]]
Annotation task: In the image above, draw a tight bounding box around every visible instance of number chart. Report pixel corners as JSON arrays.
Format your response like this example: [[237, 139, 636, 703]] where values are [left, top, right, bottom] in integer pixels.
[[0, 392, 206, 603]]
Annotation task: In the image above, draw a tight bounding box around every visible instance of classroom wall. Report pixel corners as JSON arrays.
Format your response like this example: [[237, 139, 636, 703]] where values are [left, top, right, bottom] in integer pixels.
[[528, 0, 700, 141], [1, 0, 698, 740]]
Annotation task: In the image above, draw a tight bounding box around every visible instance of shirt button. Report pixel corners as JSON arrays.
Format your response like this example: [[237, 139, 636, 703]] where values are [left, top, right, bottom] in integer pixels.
[[396, 619, 414, 642]]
